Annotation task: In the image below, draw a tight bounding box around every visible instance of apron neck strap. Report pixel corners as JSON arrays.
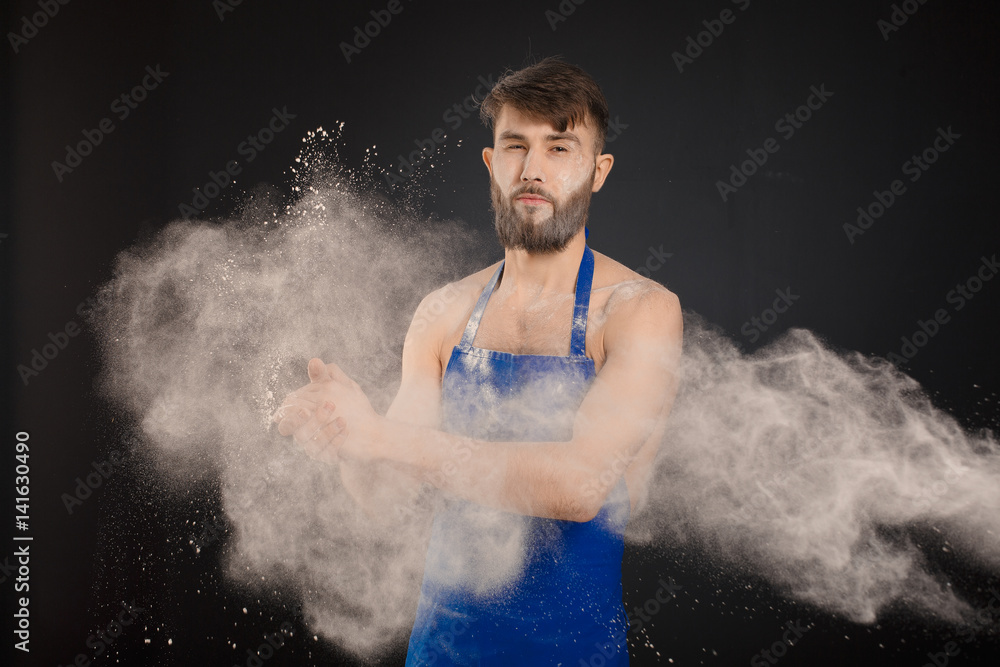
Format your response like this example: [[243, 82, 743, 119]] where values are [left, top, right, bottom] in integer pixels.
[[460, 244, 594, 357]]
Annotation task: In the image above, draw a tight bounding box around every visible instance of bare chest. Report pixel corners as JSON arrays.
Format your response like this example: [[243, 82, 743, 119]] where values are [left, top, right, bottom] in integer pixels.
[[474, 295, 576, 356], [445, 287, 613, 372]]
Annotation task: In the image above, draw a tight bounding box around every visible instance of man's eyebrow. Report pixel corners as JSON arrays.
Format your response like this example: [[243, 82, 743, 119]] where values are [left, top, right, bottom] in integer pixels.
[[546, 132, 581, 144], [497, 130, 527, 142]]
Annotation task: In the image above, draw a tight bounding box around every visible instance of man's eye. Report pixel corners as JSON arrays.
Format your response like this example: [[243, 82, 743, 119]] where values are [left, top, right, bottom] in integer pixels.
[[506, 144, 525, 150], [552, 146, 568, 152]]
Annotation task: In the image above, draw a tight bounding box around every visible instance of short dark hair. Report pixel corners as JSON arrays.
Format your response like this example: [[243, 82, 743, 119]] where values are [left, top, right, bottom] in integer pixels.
[[479, 57, 610, 154]]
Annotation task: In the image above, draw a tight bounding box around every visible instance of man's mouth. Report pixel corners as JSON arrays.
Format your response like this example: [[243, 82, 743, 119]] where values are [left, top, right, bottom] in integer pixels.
[[515, 194, 550, 206]]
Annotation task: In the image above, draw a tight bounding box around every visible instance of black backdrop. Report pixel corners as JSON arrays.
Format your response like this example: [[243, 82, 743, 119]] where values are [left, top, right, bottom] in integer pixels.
[[3, 0, 999, 665]]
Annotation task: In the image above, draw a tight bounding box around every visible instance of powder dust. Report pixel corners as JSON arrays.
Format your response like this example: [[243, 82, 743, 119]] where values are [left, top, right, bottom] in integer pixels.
[[91, 128, 999, 655]]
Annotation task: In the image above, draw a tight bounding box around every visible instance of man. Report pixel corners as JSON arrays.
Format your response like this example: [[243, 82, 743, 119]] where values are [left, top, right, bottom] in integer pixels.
[[273, 58, 682, 665]]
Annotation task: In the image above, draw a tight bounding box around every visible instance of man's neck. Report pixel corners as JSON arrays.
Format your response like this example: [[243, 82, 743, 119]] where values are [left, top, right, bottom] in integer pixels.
[[499, 229, 587, 301]]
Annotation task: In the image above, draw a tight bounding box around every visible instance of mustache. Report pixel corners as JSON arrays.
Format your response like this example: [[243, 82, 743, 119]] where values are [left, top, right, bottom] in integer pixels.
[[510, 185, 553, 202]]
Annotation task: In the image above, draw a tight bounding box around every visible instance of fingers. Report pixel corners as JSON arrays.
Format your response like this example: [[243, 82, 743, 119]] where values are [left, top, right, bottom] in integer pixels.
[[308, 357, 333, 383], [272, 395, 317, 416], [275, 406, 308, 436], [295, 402, 348, 463], [301, 423, 348, 463], [271, 382, 330, 429], [271, 357, 352, 441], [316, 416, 349, 452], [308, 357, 354, 389], [272, 394, 320, 435], [292, 401, 341, 442]]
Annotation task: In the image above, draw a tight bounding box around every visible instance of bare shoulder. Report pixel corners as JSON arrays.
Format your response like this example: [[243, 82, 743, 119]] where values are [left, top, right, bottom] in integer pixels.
[[589, 250, 682, 349], [406, 261, 502, 348]]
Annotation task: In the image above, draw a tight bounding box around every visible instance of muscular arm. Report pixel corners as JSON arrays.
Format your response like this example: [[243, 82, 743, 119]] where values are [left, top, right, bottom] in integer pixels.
[[363, 286, 682, 522]]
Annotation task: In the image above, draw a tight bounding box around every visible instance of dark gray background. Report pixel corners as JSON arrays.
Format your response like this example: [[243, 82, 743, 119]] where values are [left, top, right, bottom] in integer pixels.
[[3, 0, 999, 665]]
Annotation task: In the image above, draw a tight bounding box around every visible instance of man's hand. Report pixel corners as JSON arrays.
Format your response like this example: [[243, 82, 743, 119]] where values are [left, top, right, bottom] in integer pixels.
[[271, 358, 378, 463]]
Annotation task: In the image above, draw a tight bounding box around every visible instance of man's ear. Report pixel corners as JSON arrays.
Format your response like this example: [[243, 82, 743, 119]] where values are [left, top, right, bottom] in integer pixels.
[[482, 146, 494, 178], [591, 152, 614, 193]]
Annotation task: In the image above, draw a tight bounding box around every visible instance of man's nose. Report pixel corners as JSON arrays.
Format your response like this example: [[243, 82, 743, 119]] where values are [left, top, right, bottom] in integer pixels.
[[519, 149, 545, 182]]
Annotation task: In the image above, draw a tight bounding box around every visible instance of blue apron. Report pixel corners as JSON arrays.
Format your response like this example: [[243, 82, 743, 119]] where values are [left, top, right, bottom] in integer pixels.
[[406, 245, 631, 666]]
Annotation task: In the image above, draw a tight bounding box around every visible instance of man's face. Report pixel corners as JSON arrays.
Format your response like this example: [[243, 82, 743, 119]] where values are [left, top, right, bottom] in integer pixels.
[[483, 106, 613, 254]]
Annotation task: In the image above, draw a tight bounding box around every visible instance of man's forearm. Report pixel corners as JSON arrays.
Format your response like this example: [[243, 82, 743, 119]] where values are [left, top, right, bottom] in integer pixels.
[[371, 417, 604, 522]]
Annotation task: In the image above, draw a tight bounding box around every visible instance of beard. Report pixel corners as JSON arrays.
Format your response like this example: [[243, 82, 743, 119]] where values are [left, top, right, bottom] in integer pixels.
[[490, 168, 595, 254]]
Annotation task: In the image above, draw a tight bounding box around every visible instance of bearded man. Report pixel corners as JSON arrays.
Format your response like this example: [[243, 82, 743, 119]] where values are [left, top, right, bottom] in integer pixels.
[[273, 58, 682, 665]]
